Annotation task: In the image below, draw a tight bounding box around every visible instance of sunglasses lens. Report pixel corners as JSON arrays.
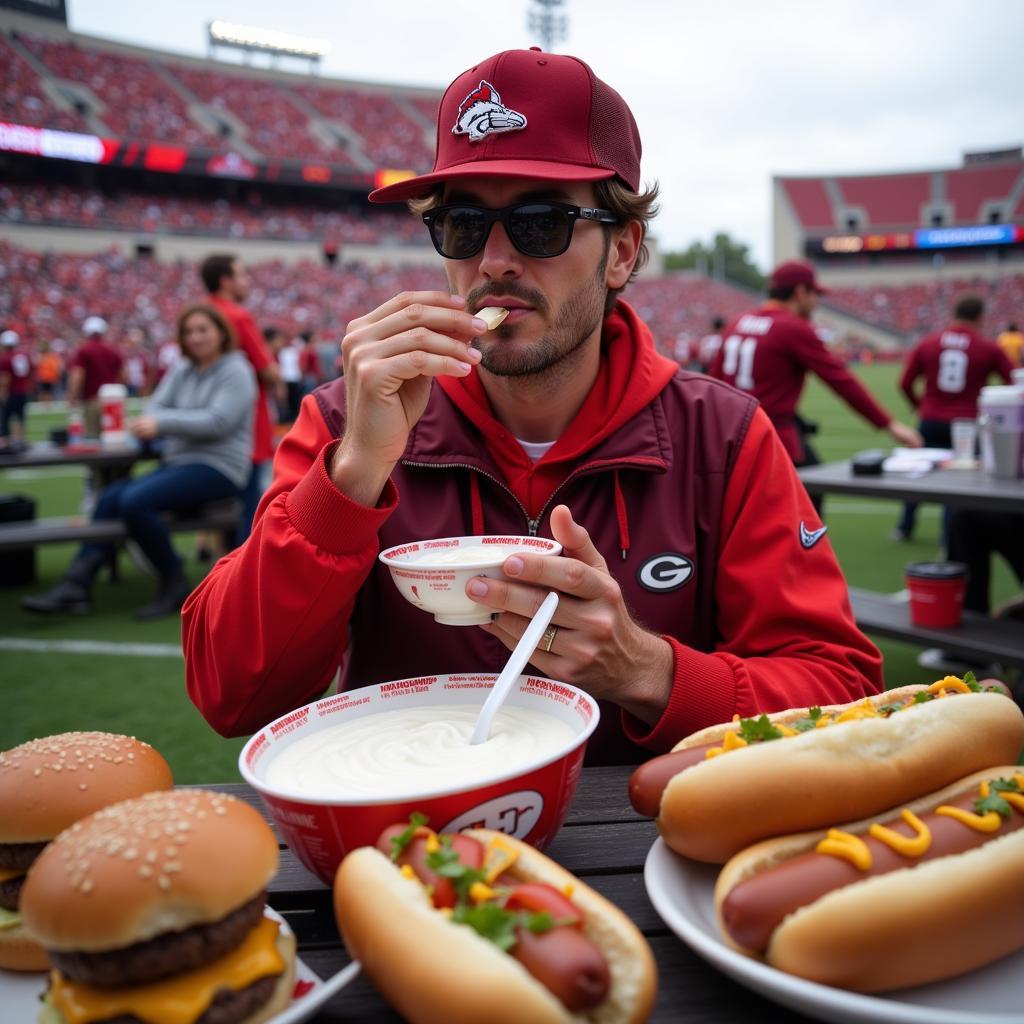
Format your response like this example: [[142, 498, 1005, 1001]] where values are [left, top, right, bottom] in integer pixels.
[[432, 207, 487, 259], [508, 204, 572, 257]]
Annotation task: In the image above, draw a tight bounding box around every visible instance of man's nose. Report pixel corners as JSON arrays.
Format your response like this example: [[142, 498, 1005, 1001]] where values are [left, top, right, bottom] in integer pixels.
[[477, 220, 524, 279]]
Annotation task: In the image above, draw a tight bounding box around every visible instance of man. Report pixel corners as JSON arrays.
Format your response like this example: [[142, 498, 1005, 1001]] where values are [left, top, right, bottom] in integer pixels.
[[710, 262, 922, 475], [183, 49, 883, 764], [68, 316, 124, 440], [996, 321, 1023, 369], [0, 329, 33, 445], [697, 316, 726, 373], [200, 254, 281, 543], [894, 295, 1013, 542]]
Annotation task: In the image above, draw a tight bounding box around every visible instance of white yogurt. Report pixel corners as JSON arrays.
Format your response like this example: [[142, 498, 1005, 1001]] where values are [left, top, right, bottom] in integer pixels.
[[413, 545, 517, 565], [264, 704, 574, 798]]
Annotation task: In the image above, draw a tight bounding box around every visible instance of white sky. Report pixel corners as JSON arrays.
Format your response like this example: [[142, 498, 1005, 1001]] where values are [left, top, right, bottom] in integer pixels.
[[67, 0, 1023, 268]]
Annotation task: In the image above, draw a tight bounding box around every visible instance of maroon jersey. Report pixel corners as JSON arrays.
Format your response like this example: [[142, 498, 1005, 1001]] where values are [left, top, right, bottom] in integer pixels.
[[711, 305, 890, 462], [899, 325, 1013, 421], [0, 347, 34, 396], [70, 339, 123, 400]]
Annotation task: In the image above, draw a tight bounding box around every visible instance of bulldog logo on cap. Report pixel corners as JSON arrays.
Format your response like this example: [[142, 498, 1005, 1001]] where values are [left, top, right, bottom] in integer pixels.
[[452, 80, 527, 142]]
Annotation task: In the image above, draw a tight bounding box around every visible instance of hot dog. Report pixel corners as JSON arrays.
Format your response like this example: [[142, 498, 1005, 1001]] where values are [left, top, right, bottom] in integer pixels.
[[333, 817, 657, 1024], [629, 677, 1024, 862], [714, 767, 1024, 992]]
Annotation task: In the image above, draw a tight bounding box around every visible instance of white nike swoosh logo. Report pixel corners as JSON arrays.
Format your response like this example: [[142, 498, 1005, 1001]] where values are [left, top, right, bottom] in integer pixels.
[[800, 522, 828, 549]]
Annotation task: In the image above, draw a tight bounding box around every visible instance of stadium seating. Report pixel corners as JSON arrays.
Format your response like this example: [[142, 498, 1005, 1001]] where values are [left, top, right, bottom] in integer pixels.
[[836, 174, 931, 229], [294, 83, 432, 169], [19, 34, 224, 149], [1, 35, 86, 132], [0, 182, 424, 242]]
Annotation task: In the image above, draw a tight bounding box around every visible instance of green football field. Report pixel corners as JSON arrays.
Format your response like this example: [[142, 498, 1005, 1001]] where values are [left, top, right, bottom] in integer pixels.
[[1, 364, 1018, 784]]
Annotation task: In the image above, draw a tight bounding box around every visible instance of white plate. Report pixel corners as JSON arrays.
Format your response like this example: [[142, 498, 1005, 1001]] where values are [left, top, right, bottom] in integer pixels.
[[644, 838, 1024, 1024], [0, 908, 358, 1024]]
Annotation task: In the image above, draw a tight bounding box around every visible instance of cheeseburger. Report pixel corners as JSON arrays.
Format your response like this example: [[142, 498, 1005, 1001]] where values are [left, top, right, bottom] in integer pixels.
[[0, 732, 173, 972], [21, 789, 295, 1024]]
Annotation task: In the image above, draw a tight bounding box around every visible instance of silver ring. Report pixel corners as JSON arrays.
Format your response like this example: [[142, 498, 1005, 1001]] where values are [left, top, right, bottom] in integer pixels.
[[541, 625, 558, 653]]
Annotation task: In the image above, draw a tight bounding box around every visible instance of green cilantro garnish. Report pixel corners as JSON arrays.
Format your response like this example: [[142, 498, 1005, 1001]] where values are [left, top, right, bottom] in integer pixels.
[[793, 706, 823, 732], [962, 671, 980, 692], [974, 792, 1013, 818], [523, 910, 556, 933], [913, 691, 936, 704], [878, 703, 904, 716], [450, 903, 555, 951], [389, 812, 428, 862], [426, 837, 487, 902], [991, 777, 1022, 794], [738, 714, 784, 743]]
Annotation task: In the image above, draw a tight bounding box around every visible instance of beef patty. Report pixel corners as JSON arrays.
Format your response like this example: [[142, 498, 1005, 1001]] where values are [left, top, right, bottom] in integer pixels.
[[50, 893, 267, 988], [0, 873, 25, 912], [0, 840, 47, 871], [91, 974, 280, 1024]]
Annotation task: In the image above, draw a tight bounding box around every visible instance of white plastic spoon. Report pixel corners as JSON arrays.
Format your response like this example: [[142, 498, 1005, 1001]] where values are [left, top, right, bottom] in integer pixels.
[[470, 591, 559, 745]]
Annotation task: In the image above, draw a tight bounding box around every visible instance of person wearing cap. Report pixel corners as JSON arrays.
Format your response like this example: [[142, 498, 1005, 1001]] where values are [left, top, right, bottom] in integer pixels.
[[894, 294, 1013, 544], [710, 261, 923, 506], [0, 329, 33, 445], [68, 316, 125, 439], [183, 49, 883, 762]]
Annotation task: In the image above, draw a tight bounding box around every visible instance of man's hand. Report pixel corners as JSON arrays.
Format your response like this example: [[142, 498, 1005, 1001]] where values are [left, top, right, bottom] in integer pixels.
[[469, 504, 674, 726], [330, 292, 484, 507], [888, 420, 924, 448], [130, 415, 159, 440]]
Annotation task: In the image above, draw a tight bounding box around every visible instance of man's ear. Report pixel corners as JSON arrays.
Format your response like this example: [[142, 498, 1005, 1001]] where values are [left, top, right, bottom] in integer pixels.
[[605, 220, 642, 290]]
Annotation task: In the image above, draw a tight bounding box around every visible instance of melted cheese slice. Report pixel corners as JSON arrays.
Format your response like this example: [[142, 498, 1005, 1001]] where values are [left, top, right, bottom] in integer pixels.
[[50, 916, 284, 1024]]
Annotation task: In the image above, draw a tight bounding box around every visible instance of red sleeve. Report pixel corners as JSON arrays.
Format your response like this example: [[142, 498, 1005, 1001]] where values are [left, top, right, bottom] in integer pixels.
[[182, 393, 399, 737], [623, 407, 883, 750], [793, 324, 891, 428], [234, 311, 274, 375], [899, 344, 923, 409]]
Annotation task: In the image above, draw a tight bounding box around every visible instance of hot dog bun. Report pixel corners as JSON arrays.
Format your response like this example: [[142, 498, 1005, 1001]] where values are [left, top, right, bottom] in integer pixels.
[[714, 767, 1024, 992], [333, 829, 657, 1024], [653, 684, 1023, 862]]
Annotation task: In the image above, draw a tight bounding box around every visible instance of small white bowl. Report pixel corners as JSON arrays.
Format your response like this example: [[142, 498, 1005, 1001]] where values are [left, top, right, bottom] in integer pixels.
[[379, 534, 562, 625]]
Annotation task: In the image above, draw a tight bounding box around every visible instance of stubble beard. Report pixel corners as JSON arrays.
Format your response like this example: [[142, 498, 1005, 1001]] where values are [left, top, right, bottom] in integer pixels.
[[465, 260, 609, 379]]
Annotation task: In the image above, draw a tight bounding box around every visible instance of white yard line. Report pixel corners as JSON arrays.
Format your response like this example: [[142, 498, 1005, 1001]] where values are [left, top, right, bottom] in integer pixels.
[[0, 638, 182, 658]]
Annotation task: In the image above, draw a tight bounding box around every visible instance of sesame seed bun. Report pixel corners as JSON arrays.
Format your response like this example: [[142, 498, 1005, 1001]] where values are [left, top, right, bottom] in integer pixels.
[[0, 923, 51, 972], [0, 732, 173, 844], [21, 790, 279, 952]]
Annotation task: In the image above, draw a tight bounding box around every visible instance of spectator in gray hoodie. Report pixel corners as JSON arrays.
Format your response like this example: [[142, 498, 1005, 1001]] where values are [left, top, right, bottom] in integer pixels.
[[22, 305, 256, 620]]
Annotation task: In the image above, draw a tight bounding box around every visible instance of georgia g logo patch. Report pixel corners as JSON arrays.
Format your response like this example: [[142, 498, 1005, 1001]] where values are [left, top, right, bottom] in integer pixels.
[[637, 553, 694, 593], [452, 80, 527, 142]]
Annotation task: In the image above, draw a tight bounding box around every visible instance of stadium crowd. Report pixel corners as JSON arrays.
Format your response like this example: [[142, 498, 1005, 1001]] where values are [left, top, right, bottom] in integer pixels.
[[0, 183, 423, 243]]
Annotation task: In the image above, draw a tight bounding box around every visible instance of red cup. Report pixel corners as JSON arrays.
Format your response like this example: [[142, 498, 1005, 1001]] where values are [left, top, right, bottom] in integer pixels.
[[905, 562, 967, 628]]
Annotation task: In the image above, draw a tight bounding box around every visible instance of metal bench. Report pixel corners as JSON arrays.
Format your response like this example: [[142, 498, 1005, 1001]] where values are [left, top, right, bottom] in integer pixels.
[[0, 499, 242, 552], [848, 586, 1024, 670]]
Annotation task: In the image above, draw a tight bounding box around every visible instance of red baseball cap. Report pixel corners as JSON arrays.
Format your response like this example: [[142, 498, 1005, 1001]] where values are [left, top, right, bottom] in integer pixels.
[[369, 48, 641, 203], [768, 260, 830, 295]]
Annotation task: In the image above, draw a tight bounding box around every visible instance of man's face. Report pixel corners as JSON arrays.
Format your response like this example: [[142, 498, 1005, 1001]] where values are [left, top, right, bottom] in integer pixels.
[[228, 260, 251, 302], [794, 284, 819, 320], [439, 178, 617, 378]]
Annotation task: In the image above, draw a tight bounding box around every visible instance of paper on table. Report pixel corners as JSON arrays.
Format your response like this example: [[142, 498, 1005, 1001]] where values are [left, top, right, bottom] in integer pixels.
[[882, 447, 953, 473]]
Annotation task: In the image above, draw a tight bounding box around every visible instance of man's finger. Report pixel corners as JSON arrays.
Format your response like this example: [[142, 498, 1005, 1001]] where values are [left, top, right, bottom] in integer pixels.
[[550, 503, 609, 572]]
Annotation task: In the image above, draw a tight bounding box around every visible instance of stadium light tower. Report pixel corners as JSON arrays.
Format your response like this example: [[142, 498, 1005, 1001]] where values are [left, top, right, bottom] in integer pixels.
[[207, 20, 331, 73], [528, 0, 568, 52]]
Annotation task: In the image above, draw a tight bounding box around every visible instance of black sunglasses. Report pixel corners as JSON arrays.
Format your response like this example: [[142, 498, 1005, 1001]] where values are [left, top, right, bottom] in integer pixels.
[[422, 201, 620, 260]]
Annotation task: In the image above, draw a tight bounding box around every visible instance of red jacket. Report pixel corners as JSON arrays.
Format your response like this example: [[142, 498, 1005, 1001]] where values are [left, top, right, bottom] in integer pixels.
[[184, 302, 882, 763], [711, 306, 891, 462], [899, 325, 1013, 421]]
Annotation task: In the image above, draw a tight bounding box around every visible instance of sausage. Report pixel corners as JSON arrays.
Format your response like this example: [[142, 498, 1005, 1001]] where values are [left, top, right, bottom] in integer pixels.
[[628, 743, 713, 817], [721, 788, 1024, 952], [511, 922, 611, 1012]]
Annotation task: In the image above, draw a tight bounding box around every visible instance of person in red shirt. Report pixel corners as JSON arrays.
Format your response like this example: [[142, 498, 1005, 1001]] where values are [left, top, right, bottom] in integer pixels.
[[710, 262, 921, 511], [200, 254, 281, 544], [68, 316, 125, 438], [182, 48, 883, 763], [894, 294, 1013, 541], [0, 329, 33, 445]]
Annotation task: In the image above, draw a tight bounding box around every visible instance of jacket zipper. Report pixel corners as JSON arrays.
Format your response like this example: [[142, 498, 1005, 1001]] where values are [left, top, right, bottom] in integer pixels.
[[400, 458, 659, 536]]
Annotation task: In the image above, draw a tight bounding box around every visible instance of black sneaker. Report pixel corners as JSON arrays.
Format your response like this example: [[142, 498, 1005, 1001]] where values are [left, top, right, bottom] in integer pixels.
[[134, 574, 192, 621], [21, 580, 92, 615]]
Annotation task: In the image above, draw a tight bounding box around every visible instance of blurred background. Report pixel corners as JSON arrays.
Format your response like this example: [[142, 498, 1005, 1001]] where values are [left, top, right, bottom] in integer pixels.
[[1, 0, 1021, 780]]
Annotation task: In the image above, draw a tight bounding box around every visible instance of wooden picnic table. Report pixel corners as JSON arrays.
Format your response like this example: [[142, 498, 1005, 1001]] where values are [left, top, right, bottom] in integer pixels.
[[211, 767, 820, 1023]]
